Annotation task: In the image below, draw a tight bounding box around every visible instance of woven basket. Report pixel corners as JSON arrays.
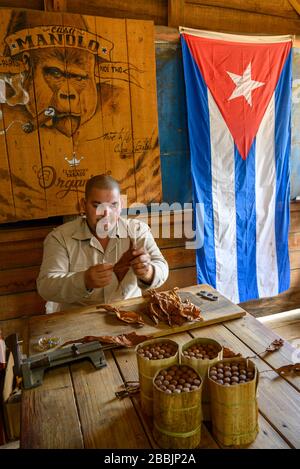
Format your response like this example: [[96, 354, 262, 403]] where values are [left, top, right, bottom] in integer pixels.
[[136, 338, 179, 417], [181, 337, 223, 421], [208, 357, 259, 446], [153, 365, 203, 449]]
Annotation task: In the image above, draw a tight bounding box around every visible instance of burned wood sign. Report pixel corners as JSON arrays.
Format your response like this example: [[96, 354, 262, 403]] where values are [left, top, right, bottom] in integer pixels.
[[0, 9, 161, 222]]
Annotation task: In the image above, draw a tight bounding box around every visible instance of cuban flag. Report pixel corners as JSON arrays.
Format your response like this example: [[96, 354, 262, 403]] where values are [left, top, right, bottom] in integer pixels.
[[180, 27, 293, 303]]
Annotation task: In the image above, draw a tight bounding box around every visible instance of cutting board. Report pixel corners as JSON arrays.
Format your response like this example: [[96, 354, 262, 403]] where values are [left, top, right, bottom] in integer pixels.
[[28, 284, 246, 355]]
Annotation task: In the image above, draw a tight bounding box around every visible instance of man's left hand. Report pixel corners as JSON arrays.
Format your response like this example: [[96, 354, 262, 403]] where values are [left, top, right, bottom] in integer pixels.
[[131, 248, 154, 284]]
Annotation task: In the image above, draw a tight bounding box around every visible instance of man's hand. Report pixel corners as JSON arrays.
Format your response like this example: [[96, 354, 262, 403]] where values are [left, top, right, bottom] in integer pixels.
[[84, 263, 114, 290], [131, 248, 154, 284]]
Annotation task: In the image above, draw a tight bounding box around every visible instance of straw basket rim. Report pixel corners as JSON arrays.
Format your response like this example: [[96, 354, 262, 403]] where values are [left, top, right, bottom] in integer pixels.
[[135, 337, 179, 353]]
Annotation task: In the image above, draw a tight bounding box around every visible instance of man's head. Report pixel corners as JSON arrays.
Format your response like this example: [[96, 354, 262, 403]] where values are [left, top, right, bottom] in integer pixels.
[[83, 175, 122, 237]]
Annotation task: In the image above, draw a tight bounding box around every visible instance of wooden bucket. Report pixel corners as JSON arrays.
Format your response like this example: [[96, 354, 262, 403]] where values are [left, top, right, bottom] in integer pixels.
[[136, 338, 179, 417], [153, 364, 203, 449], [208, 357, 259, 446], [181, 337, 222, 421]]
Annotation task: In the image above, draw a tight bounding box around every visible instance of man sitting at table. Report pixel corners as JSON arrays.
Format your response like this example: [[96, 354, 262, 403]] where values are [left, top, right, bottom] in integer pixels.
[[37, 174, 169, 313]]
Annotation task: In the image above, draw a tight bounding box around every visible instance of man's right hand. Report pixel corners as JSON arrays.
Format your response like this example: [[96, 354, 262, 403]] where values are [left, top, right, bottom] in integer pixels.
[[84, 263, 114, 290]]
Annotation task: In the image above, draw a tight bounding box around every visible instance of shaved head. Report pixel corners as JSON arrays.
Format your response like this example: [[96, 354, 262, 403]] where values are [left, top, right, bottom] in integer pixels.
[[85, 174, 120, 199]]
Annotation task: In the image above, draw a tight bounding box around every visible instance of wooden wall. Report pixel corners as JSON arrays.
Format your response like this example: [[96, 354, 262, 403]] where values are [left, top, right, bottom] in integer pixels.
[[1, 1, 300, 34]]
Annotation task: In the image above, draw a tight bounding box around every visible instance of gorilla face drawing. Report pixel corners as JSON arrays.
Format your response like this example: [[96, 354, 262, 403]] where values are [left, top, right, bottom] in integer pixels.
[[23, 47, 98, 137]]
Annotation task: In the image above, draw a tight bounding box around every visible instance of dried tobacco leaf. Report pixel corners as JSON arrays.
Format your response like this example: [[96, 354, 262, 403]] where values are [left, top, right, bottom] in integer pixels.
[[265, 338, 284, 353], [143, 288, 203, 327], [100, 304, 145, 326], [276, 363, 300, 375], [222, 347, 242, 359], [60, 332, 152, 349]]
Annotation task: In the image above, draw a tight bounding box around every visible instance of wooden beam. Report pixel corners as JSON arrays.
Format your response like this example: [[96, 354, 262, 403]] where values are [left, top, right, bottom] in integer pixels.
[[168, 0, 184, 27], [44, 0, 67, 11], [289, 0, 300, 16]]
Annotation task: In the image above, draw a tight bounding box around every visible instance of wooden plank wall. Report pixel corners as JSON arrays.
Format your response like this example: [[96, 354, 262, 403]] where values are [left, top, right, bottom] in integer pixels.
[[1, 1, 300, 34]]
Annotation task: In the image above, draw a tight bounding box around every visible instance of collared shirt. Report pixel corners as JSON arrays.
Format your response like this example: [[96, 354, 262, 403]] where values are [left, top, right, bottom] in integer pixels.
[[37, 216, 169, 312]]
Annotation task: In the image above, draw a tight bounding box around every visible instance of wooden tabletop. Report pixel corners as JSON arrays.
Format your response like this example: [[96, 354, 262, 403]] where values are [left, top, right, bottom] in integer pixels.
[[18, 286, 300, 449]]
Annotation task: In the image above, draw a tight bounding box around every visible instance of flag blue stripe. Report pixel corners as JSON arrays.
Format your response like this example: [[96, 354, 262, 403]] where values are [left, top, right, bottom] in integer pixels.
[[181, 36, 216, 287], [234, 144, 259, 302], [275, 49, 292, 292]]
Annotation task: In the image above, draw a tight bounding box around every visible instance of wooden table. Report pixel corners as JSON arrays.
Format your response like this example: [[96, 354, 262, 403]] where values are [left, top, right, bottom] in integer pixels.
[[17, 285, 300, 449]]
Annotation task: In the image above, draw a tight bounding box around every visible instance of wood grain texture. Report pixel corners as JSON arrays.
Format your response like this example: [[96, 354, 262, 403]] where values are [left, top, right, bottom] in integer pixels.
[[70, 352, 151, 448], [94, 15, 136, 203], [0, 104, 15, 222], [0, 291, 45, 320], [240, 285, 300, 317], [168, 0, 185, 27], [266, 319, 300, 342], [0, 240, 44, 270], [185, 0, 299, 19], [126, 19, 162, 203], [161, 246, 195, 269], [0, 9, 47, 221], [223, 314, 300, 391], [159, 265, 196, 290], [0, 265, 39, 295], [21, 366, 84, 448], [0, 1, 43, 9], [183, 3, 300, 34], [60, 0, 168, 25]]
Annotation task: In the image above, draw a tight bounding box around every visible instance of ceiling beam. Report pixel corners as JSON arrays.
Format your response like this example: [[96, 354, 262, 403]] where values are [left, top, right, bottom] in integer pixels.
[[44, 0, 67, 12], [289, 0, 300, 16]]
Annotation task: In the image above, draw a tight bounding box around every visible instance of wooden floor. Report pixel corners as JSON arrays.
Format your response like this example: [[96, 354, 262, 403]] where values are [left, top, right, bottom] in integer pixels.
[[258, 309, 300, 345]]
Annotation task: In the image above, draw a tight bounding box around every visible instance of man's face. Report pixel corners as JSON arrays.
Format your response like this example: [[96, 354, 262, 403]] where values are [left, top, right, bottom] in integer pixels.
[[84, 187, 122, 237]]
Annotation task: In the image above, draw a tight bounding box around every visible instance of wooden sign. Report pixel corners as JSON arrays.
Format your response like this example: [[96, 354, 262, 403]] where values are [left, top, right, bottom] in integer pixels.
[[0, 9, 161, 222]]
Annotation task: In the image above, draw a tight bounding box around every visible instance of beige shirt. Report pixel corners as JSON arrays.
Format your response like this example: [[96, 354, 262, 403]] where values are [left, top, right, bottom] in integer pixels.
[[37, 216, 169, 312]]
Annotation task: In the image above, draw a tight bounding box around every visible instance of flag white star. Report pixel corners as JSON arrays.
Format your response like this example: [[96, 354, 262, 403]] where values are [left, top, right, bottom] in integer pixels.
[[227, 62, 265, 106]]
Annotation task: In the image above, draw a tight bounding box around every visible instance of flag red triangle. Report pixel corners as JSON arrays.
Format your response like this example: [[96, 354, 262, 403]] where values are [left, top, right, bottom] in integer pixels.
[[183, 34, 291, 160]]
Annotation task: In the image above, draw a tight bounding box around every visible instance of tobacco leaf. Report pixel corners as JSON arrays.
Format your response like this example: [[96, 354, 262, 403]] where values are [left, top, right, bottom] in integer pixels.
[[223, 347, 242, 359], [276, 363, 300, 375], [100, 304, 145, 326], [143, 288, 203, 327], [115, 310, 144, 326], [113, 243, 136, 283], [265, 338, 284, 353], [60, 331, 152, 349]]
